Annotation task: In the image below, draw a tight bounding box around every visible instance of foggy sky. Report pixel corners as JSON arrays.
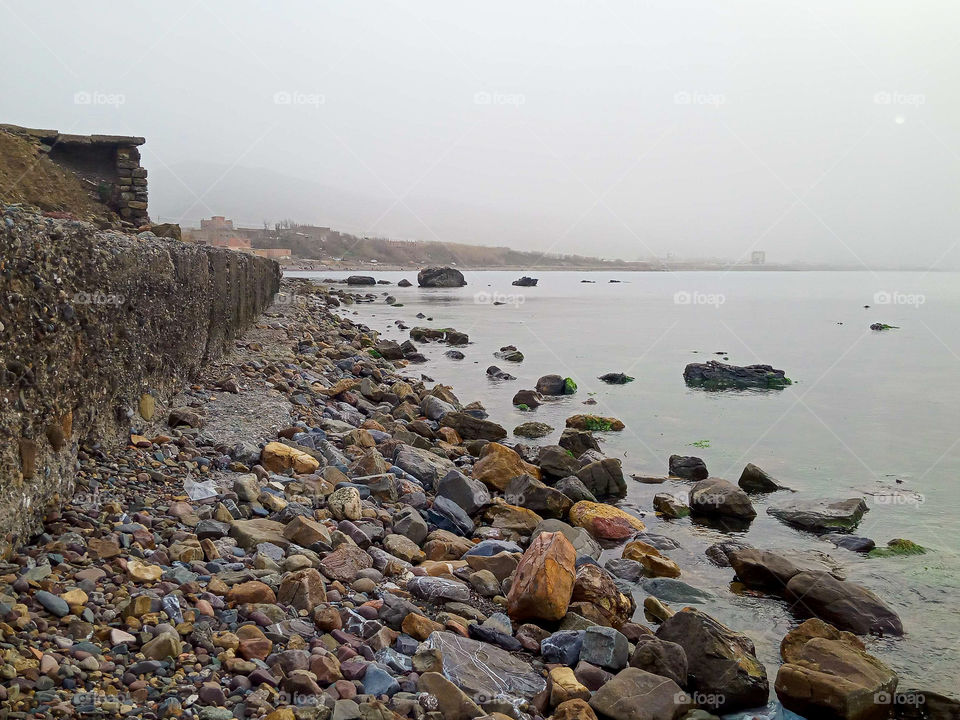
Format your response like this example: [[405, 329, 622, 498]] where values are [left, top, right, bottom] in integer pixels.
[[2, 1, 958, 268]]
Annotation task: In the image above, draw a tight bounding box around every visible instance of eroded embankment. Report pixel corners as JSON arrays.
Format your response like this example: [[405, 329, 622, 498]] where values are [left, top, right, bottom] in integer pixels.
[[0, 206, 280, 556]]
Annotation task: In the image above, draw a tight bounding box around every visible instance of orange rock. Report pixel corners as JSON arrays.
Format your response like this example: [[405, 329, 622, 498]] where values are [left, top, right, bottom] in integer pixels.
[[277, 568, 327, 610], [622, 540, 681, 578], [568, 501, 645, 540], [471, 442, 541, 490], [226, 580, 277, 605], [402, 612, 444, 641], [506, 531, 576, 622], [570, 563, 634, 628], [260, 442, 319, 474], [437, 427, 462, 444]]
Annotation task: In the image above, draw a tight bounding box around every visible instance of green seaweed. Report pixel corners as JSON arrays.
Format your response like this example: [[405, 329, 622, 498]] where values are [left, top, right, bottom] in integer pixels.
[[563, 377, 578, 394], [367, 349, 382, 358], [583, 416, 615, 431], [516, 403, 531, 412], [689, 439, 711, 449], [868, 539, 926, 558]]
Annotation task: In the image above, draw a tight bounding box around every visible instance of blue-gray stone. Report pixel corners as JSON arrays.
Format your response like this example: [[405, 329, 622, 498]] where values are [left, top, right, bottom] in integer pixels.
[[580, 625, 629, 670], [363, 664, 399, 697], [541, 630, 584, 666], [35, 591, 70, 618]]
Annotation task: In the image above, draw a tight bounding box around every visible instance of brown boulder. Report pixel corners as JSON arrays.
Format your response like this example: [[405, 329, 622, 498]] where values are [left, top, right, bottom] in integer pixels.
[[507, 531, 576, 622], [277, 568, 327, 611], [472, 442, 541, 491]]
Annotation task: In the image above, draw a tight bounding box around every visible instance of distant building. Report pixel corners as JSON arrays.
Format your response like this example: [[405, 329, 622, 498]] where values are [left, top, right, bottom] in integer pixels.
[[751, 251, 766, 265]]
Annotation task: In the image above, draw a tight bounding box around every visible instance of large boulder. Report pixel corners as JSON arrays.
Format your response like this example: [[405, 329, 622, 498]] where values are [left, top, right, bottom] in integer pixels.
[[785, 571, 903, 636], [728, 548, 806, 592], [688, 477, 756, 520], [569, 501, 645, 541], [683, 360, 791, 390], [505, 474, 572, 519], [559, 428, 601, 458], [345, 275, 376, 285], [656, 608, 769, 713], [589, 667, 692, 720], [507, 531, 577, 622], [570, 563, 634, 628], [539, 445, 582, 479], [532, 519, 601, 560], [536, 374, 566, 395], [417, 267, 467, 287], [440, 412, 506, 441], [629, 634, 687, 688], [768, 498, 868, 534], [472, 442, 541, 491], [775, 618, 898, 720], [576, 458, 627, 498], [738, 463, 788, 493]]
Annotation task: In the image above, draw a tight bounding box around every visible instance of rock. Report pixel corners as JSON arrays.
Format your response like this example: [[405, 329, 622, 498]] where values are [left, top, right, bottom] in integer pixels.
[[417, 672, 484, 719], [393, 505, 429, 544], [738, 463, 788, 493], [589, 667, 691, 720], [408, 576, 471, 603], [555, 699, 599, 720], [484, 502, 543, 539], [667, 455, 708, 481], [514, 421, 553, 438], [629, 634, 687, 687], [127, 558, 163, 582], [536, 374, 566, 395], [346, 275, 376, 285], [532, 519, 601, 560], [688, 477, 756, 520], [471, 442, 540, 490], [384, 533, 426, 563], [704, 539, 752, 567], [427, 495, 476, 536], [397, 278, 412, 286], [768, 498, 868, 534], [436, 469, 491, 515], [142, 633, 183, 660], [424, 631, 546, 702], [867, 538, 926, 557], [775, 618, 897, 720], [512, 390, 542, 409], [728, 548, 807, 592], [230, 518, 291, 550], [569, 501, 645, 540], [683, 360, 791, 390], [550, 666, 591, 705], [512, 276, 538, 286], [539, 445, 582, 479], [598, 372, 634, 384], [320, 544, 373, 582], [418, 267, 467, 287], [227, 580, 277, 604], [168, 407, 204, 428], [506, 531, 576, 622], [505, 474, 572, 519], [570, 563, 634, 628], [653, 493, 689, 518], [496, 346, 525, 362], [623, 540, 681, 579], [35, 591, 70, 617], [641, 578, 714, 605], [328, 486, 363, 521], [576, 458, 627, 498], [580, 626, 629, 670], [656, 608, 768, 713], [560, 428, 600, 458], [403, 613, 444, 641], [824, 534, 876, 553], [260, 441, 319, 474], [555, 476, 598, 504], [543, 630, 586, 665], [441, 412, 506, 441], [395, 444, 457, 485], [277, 568, 327, 610], [363, 664, 399, 696], [283, 515, 331, 547], [785, 571, 903, 636], [566, 415, 625, 432]]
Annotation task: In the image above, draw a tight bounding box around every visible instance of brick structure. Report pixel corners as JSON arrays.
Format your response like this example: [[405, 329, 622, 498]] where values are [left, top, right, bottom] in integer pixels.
[[0, 124, 149, 225]]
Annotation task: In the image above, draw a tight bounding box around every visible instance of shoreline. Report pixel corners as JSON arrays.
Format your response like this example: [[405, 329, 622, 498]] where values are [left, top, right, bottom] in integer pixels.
[[0, 276, 952, 719]]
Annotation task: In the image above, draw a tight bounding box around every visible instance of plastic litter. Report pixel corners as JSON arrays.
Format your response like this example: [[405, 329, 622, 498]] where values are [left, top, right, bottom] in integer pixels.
[[184, 476, 218, 500]]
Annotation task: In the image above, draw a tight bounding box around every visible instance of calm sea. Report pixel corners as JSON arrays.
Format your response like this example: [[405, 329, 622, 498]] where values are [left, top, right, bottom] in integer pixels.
[[288, 269, 960, 701]]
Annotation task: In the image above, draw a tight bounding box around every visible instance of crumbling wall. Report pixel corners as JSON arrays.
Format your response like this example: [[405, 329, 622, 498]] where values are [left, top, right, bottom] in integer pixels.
[[0, 207, 281, 556]]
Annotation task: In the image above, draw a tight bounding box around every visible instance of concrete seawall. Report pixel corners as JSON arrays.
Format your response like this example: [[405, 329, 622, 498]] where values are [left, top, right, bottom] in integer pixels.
[[0, 206, 280, 556]]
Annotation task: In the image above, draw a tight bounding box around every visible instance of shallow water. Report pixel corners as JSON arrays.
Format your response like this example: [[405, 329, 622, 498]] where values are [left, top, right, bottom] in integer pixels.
[[290, 268, 960, 699]]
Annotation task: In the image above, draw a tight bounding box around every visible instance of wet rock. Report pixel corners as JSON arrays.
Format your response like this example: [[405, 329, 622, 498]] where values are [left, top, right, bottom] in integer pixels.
[[440, 411, 506, 441], [688, 477, 756, 520], [417, 267, 467, 287], [824, 534, 876, 553], [653, 493, 689, 518], [580, 626, 629, 670], [35, 590, 69, 617], [543, 630, 586, 665], [623, 540, 681, 579], [768, 497, 868, 534], [560, 428, 600, 458], [532, 519, 601, 560], [505, 474, 572, 519], [656, 608, 768, 713], [569, 500, 645, 540], [514, 421, 553, 439], [668, 454, 708, 481], [775, 618, 897, 720], [570, 563, 634, 628], [785, 571, 903, 636], [683, 360, 791, 390], [629, 634, 688, 687], [576, 458, 627, 498], [471, 442, 540, 490], [738, 462, 789, 493]]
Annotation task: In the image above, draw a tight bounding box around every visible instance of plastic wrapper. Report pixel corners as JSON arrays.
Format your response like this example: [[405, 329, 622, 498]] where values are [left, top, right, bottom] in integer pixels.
[[184, 476, 217, 500]]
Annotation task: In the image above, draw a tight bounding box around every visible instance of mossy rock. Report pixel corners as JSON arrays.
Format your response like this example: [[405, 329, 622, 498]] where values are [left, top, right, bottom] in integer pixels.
[[563, 377, 578, 394], [868, 538, 926, 557], [367, 349, 382, 358]]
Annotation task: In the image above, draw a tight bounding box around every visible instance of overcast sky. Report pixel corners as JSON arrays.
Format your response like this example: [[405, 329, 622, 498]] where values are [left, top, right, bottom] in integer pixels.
[[2, 1, 958, 267]]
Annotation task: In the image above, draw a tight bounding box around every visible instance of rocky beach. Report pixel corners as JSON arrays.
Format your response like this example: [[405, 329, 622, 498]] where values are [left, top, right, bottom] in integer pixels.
[[1, 269, 955, 720]]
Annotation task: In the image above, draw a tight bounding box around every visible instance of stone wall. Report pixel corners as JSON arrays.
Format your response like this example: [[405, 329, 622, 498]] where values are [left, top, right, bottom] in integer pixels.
[[0, 207, 281, 557], [0, 124, 150, 225]]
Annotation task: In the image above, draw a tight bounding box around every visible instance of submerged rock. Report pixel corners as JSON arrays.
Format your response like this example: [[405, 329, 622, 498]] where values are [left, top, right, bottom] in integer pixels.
[[417, 266, 467, 287], [683, 360, 791, 390], [768, 497, 868, 534], [512, 276, 538, 286]]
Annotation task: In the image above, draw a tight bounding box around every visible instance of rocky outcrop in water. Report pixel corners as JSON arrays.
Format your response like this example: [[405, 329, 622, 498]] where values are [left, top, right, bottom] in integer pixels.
[[417, 266, 467, 287], [683, 360, 791, 390]]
